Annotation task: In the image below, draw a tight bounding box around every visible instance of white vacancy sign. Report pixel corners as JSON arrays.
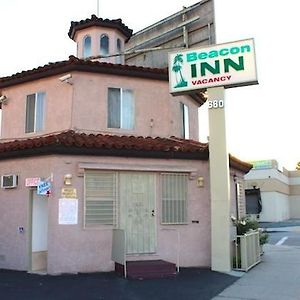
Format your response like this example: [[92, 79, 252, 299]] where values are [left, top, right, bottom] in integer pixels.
[[58, 198, 78, 225], [168, 38, 258, 94]]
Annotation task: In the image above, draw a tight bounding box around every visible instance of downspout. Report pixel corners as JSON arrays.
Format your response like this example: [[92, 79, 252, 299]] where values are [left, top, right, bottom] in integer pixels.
[[233, 174, 239, 220]]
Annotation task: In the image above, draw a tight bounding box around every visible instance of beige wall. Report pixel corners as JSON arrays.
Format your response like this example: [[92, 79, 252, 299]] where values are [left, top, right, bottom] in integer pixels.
[[71, 72, 199, 139], [259, 192, 290, 222], [74, 27, 126, 63], [0, 78, 73, 139], [0, 153, 246, 274], [125, 0, 215, 68], [289, 196, 300, 218], [245, 166, 300, 221], [0, 154, 211, 274], [0, 72, 199, 141]]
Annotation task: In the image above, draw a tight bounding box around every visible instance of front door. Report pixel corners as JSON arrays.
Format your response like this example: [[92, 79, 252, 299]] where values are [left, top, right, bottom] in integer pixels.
[[30, 191, 48, 272], [120, 172, 156, 254]]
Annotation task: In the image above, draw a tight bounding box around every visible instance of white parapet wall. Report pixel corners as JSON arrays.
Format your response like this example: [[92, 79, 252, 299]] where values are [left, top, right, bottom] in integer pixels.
[[259, 192, 289, 222]]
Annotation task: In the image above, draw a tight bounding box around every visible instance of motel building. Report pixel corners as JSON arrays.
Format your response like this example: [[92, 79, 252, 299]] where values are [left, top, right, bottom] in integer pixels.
[[0, 14, 252, 277]]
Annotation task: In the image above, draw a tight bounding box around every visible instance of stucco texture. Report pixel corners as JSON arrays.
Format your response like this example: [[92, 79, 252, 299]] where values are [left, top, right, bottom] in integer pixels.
[[0, 154, 212, 274]]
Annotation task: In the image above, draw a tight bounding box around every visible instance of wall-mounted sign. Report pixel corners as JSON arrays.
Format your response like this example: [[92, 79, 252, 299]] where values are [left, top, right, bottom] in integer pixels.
[[61, 188, 77, 199], [58, 198, 78, 225], [37, 180, 51, 195], [168, 38, 258, 94], [25, 177, 41, 187]]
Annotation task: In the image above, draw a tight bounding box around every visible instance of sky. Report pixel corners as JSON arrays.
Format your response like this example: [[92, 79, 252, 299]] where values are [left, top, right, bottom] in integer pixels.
[[0, 0, 299, 169]]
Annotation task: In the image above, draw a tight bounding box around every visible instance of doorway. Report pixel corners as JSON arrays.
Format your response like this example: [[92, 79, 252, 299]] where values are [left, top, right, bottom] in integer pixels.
[[120, 172, 156, 254], [29, 191, 48, 272]]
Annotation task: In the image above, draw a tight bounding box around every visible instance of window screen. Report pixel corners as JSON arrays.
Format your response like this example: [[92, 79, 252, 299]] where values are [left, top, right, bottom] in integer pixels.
[[84, 171, 117, 226], [25, 92, 45, 133], [107, 88, 134, 129], [161, 173, 188, 224]]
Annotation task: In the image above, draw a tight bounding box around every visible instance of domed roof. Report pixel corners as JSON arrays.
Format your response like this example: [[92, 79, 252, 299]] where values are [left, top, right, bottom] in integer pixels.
[[68, 14, 133, 41]]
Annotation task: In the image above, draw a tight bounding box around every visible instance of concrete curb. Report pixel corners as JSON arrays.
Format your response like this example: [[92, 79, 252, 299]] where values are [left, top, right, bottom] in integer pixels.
[[265, 226, 300, 233]]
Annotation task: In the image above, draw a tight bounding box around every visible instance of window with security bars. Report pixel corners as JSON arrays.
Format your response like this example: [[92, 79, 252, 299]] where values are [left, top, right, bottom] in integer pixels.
[[161, 173, 188, 224], [236, 180, 246, 218], [84, 171, 117, 226]]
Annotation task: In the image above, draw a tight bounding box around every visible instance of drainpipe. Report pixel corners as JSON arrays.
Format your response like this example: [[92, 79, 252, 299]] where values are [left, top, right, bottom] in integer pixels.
[[233, 174, 239, 220], [182, 9, 189, 48]]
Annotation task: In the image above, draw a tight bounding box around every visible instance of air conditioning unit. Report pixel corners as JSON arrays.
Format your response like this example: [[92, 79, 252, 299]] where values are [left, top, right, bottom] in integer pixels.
[[1, 174, 18, 189]]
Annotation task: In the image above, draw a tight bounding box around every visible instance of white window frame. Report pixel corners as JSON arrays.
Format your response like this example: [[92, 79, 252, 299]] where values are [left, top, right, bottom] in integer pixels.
[[107, 87, 134, 130], [25, 92, 45, 133], [161, 173, 188, 225]]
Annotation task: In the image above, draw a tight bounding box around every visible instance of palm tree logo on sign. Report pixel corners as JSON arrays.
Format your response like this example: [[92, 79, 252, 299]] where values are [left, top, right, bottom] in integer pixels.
[[172, 54, 188, 88]]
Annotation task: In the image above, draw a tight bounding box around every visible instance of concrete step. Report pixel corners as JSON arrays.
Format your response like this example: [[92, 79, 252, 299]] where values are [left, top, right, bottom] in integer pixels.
[[115, 259, 177, 279]]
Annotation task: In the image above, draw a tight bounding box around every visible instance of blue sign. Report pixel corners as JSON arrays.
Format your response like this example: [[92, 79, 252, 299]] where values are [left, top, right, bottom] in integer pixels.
[[37, 180, 51, 195]]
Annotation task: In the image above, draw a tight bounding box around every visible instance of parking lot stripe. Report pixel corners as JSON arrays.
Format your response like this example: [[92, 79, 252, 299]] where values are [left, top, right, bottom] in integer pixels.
[[276, 236, 288, 245]]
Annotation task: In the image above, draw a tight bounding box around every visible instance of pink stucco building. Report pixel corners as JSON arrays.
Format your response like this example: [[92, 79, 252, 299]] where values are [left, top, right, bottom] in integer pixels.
[[0, 15, 251, 276]]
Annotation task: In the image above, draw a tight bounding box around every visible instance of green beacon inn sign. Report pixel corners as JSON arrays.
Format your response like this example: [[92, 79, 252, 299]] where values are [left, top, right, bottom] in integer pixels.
[[168, 38, 258, 94]]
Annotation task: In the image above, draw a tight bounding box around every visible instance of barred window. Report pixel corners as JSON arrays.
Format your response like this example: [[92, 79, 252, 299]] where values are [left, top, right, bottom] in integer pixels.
[[161, 173, 188, 224], [84, 171, 117, 226]]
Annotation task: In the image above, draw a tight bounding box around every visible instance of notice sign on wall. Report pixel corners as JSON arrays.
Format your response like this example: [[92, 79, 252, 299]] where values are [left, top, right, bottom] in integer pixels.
[[37, 180, 51, 195], [58, 198, 78, 225], [25, 177, 41, 187], [61, 188, 77, 199], [168, 38, 258, 94]]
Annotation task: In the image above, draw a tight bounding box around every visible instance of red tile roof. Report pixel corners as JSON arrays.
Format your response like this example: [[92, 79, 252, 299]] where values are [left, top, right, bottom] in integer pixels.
[[229, 155, 253, 173], [0, 130, 208, 160], [0, 130, 252, 172], [0, 57, 206, 106], [0, 56, 168, 89], [68, 15, 133, 41]]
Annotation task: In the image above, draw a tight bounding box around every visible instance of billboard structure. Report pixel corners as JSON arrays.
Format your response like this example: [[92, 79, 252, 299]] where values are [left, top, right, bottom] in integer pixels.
[[168, 38, 258, 273], [169, 38, 257, 94]]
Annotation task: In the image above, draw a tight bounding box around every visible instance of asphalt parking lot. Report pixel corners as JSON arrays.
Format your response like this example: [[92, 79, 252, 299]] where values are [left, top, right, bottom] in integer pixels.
[[0, 268, 237, 300]]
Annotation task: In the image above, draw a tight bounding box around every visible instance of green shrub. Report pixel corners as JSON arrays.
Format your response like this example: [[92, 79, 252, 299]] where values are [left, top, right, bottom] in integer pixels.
[[233, 217, 269, 245], [259, 231, 269, 245], [236, 217, 259, 235]]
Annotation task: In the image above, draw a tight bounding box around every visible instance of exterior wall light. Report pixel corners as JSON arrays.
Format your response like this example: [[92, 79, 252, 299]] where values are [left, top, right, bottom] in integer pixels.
[[0, 95, 8, 105], [64, 174, 72, 185], [197, 176, 204, 187]]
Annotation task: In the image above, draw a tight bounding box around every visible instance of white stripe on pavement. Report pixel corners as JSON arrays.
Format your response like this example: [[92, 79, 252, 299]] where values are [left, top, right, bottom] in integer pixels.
[[276, 236, 288, 245]]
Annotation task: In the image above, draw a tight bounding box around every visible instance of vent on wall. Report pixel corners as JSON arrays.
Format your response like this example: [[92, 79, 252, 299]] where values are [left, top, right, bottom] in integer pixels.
[[1, 174, 18, 189]]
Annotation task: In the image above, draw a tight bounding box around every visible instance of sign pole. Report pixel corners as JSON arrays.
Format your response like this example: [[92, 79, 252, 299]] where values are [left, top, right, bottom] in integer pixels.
[[168, 37, 258, 273], [208, 86, 231, 273]]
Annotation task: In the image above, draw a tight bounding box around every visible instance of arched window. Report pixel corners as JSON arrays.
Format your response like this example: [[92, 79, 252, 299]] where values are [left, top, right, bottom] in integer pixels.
[[116, 38, 122, 64], [100, 34, 109, 56], [83, 35, 91, 58]]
